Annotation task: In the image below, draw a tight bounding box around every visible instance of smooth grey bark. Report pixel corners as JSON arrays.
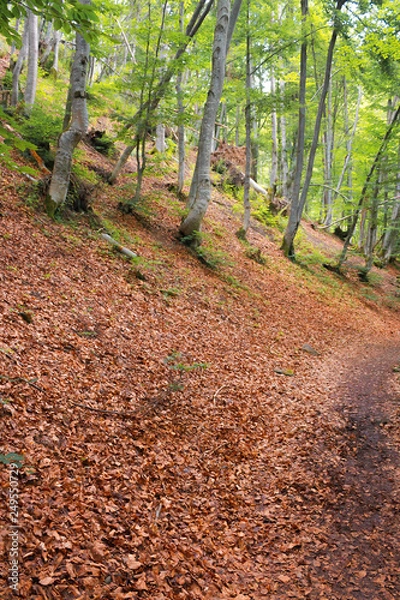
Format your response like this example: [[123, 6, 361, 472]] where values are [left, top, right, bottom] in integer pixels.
[[108, 0, 215, 184], [334, 84, 362, 206], [39, 20, 54, 66], [282, 0, 348, 258], [52, 29, 62, 74], [382, 143, 400, 262], [364, 172, 381, 273], [179, 0, 242, 240], [322, 78, 334, 226], [155, 124, 166, 152], [177, 1, 186, 194], [280, 79, 289, 200], [242, 0, 252, 235], [269, 72, 278, 199], [24, 10, 39, 115], [281, 0, 308, 257], [47, 1, 90, 216], [11, 17, 29, 107], [338, 102, 400, 267]]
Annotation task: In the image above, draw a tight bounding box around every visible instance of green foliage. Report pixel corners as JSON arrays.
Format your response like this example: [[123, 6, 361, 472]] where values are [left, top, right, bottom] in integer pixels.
[[245, 246, 267, 265], [164, 352, 208, 373], [0, 1, 100, 44], [19, 105, 63, 166], [0, 452, 24, 467]]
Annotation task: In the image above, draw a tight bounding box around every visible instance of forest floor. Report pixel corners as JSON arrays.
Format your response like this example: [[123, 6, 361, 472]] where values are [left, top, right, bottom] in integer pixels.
[[0, 141, 399, 599]]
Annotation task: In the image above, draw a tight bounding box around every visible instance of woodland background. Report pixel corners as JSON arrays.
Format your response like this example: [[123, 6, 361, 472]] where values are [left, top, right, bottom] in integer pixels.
[[0, 1, 400, 599]]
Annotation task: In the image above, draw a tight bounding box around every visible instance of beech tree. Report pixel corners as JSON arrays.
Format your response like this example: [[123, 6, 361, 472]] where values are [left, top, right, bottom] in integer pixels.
[[282, 0, 349, 258], [46, 0, 91, 216], [179, 0, 243, 242]]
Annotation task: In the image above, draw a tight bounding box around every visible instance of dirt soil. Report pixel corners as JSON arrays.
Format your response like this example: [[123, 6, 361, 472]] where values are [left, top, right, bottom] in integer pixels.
[[0, 146, 399, 599]]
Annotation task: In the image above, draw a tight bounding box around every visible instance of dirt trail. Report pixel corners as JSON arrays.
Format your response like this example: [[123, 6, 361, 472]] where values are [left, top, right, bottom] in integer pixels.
[[307, 344, 400, 599]]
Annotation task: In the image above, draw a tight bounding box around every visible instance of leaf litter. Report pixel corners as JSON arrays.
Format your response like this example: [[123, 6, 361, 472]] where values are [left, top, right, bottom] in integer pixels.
[[0, 155, 399, 599]]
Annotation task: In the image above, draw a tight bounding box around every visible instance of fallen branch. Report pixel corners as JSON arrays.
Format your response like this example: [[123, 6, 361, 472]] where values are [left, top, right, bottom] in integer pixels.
[[101, 233, 137, 259], [0, 375, 45, 393], [212, 384, 227, 405]]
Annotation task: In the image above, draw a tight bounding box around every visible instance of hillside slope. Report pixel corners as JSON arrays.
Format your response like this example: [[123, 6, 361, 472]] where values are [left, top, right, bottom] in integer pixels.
[[0, 147, 399, 599]]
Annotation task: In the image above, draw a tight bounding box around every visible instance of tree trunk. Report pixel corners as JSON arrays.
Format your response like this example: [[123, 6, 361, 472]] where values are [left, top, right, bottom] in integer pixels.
[[155, 123, 166, 153], [280, 79, 289, 200], [382, 143, 400, 262], [179, 0, 242, 242], [281, 0, 308, 257], [364, 172, 381, 273], [338, 102, 400, 267], [47, 1, 90, 216], [39, 20, 54, 66], [52, 29, 61, 74], [269, 72, 278, 200], [242, 0, 252, 236], [24, 10, 39, 115], [335, 83, 362, 205], [322, 78, 334, 227], [282, 0, 348, 258], [11, 18, 29, 107], [108, 0, 215, 184], [177, 1, 186, 194]]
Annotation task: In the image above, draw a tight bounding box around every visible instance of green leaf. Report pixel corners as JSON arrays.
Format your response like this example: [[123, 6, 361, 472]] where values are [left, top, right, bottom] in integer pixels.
[[0, 453, 24, 467]]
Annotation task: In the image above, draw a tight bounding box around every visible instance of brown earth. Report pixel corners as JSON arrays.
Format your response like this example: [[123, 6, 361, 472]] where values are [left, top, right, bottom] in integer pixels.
[[0, 144, 399, 599]]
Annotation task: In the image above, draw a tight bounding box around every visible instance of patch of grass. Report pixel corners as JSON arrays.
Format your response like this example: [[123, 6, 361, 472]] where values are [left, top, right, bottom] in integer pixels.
[[245, 246, 267, 265], [161, 287, 181, 298], [222, 274, 249, 292], [359, 288, 380, 303]]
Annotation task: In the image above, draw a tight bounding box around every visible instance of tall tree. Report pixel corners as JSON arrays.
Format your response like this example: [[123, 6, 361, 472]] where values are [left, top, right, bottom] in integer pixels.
[[24, 10, 39, 115], [108, 0, 215, 185], [179, 0, 243, 242], [281, 0, 308, 256], [282, 0, 349, 258], [46, 0, 91, 216], [338, 102, 400, 267]]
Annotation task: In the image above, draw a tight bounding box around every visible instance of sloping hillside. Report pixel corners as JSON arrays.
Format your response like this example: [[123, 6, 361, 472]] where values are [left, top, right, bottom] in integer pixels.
[[0, 144, 399, 599]]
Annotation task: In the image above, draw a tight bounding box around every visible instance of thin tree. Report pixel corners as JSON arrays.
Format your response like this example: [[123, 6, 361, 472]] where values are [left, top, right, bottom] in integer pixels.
[[108, 0, 214, 185], [281, 0, 308, 257], [11, 17, 29, 107], [24, 9, 39, 115], [337, 102, 400, 267], [282, 0, 349, 258], [241, 0, 252, 236]]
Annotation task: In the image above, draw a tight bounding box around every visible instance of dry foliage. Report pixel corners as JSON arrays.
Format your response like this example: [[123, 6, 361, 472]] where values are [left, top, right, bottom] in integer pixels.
[[0, 146, 399, 599]]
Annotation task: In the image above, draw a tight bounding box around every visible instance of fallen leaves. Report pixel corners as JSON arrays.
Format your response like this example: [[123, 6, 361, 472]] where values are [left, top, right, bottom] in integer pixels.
[[0, 159, 399, 599]]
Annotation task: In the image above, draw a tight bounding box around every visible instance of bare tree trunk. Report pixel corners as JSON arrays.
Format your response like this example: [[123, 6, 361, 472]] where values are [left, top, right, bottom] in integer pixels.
[[39, 20, 54, 66], [282, 0, 348, 258], [382, 141, 400, 262], [269, 72, 278, 200], [280, 79, 289, 200], [108, 0, 215, 184], [335, 83, 362, 205], [177, 1, 186, 194], [11, 18, 29, 107], [46, 1, 90, 216], [338, 102, 400, 267], [24, 10, 39, 115], [52, 29, 61, 74], [155, 123, 166, 152], [281, 0, 308, 257], [322, 78, 334, 226], [242, 0, 252, 236], [179, 0, 242, 242]]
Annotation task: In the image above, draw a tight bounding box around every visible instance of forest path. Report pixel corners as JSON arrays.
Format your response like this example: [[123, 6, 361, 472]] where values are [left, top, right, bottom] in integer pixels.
[[305, 343, 400, 599]]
